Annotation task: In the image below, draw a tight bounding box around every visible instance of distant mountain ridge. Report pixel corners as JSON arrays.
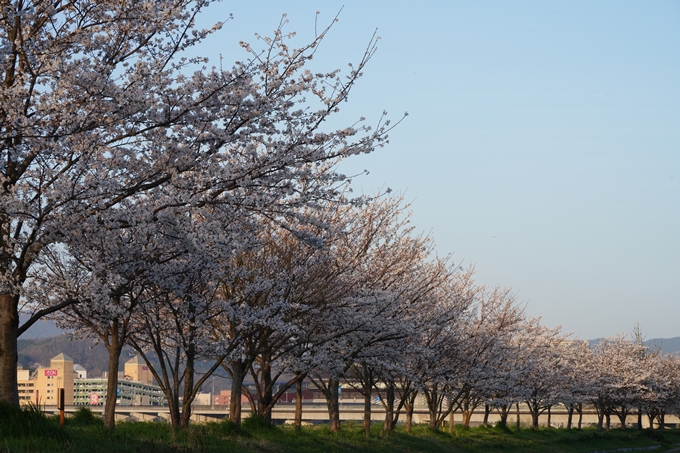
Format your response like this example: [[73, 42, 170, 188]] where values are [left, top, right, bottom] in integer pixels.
[[642, 337, 680, 355], [20, 334, 680, 370], [17, 335, 134, 378], [586, 337, 680, 355], [19, 316, 64, 339]]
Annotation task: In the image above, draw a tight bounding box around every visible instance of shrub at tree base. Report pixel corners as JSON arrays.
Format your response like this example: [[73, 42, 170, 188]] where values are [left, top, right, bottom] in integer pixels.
[[493, 420, 513, 434], [68, 407, 103, 427], [241, 413, 274, 432], [219, 418, 245, 437]]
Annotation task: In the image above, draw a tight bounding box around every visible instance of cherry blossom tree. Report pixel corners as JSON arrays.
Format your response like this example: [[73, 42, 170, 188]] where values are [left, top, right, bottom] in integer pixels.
[[29, 194, 250, 430], [404, 271, 478, 429], [455, 287, 523, 428], [370, 260, 453, 433], [638, 350, 680, 429], [510, 321, 571, 430], [583, 335, 650, 430], [128, 265, 237, 430], [26, 225, 149, 430], [112, 193, 271, 430], [213, 197, 358, 426], [299, 195, 441, 432], [558, 340, 591, 430], [0, 0, 397, 405]]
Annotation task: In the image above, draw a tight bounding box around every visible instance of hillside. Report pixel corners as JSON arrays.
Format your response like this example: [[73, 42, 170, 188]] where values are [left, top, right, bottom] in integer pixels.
[[643, 337, 680, 354], [18, 316, 64, 339], [17, 335, 134, 378], [587, 337, 680, 355]]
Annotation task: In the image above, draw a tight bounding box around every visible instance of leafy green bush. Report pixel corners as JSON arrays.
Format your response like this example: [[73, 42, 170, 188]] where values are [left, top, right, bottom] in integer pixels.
[[494, 420, 513, 433], [69, 406, 103, 427], [241, 413, 273, 432], [219, 418, 243, 436]]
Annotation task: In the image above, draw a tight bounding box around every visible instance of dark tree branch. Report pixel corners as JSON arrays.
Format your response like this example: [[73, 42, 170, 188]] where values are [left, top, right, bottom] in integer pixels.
[[18, 298, 78, 337]]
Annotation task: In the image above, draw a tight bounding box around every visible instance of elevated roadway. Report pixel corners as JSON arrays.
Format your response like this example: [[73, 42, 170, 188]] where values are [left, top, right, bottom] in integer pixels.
[[42, 403, 680, 428]]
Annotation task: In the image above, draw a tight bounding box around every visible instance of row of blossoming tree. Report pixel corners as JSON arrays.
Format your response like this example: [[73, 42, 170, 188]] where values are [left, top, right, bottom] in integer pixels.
[[0, 0, 394, 424], [30, 188, 680, 434], [2, 1, 678, 436]]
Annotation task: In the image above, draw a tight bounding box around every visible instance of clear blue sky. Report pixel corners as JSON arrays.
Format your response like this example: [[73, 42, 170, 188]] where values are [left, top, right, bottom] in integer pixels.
[[194, 1, 680, 340]]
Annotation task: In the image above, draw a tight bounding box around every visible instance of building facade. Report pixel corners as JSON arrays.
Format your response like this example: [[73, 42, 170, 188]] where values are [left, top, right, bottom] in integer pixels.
[[17, 353, 165, 407], [17, 365, 34, 404], [17, 353, 76, 406], [74, 378, 166, 406], [124, 356, 154, 385]]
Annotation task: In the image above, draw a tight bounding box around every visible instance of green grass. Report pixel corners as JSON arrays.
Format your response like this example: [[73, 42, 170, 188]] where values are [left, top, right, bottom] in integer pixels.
[[2, 406, 680, 453]]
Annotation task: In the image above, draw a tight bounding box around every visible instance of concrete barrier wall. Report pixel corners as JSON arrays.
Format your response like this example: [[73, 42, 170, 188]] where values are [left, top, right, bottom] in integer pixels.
[[47, 403, 680, 429]]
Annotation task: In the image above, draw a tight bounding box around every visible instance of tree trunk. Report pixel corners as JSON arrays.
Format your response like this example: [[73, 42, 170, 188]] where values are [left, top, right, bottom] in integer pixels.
[[103, 343, 123, 430], [483, 404, 490, 428], [167, 392, 181, 429], [499, 404, 509, 425], [164, 357, 182, 430], [605, 413, 611, 431], [326, 378, 341, 432], [597, 411, 604, 431], [422, 387, 456, 430], [0, 293, 19, 405], [461, 396, 472, 428], [405, 403, 414, 433], [426, 390, 439, 429], [566, 404, 574, 430], [577, 404, 583, 430], [179, 346, 196, 430], [547, 405, 552, 429], [383, 384, 395, 433], [516, 403, 521, 430], [449, 410, 454, 433], [257, 358, 273, 425], [531, 409, 539, 431], [462, 409, 473, 428], [229, 361, 246, 426], [617, 412, 627, 431], [637, 408, 642, 430], [363, 385, 372, 435], [294, 378, 303, 433], [660, 413, 665, 429]]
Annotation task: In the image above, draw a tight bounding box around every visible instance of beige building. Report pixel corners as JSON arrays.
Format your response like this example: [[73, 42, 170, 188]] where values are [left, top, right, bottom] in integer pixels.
[[18, 353, 165, 407], [17, 365, 34, 404], [18, 353, 76, 406], [124, 356, 154, 385], [36, 353, 74, 406]]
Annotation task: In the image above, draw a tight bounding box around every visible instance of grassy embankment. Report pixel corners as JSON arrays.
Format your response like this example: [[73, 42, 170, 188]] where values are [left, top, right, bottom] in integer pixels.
[[3, 404, 680, 453]]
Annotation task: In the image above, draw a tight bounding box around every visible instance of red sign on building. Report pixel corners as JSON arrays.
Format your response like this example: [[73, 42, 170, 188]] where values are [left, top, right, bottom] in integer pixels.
[[44, 369, 58, 377], [89, 393, 99, 405]]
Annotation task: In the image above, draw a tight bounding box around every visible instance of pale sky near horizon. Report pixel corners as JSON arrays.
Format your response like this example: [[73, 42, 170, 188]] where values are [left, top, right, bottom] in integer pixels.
[[188, 1, 679, 341]]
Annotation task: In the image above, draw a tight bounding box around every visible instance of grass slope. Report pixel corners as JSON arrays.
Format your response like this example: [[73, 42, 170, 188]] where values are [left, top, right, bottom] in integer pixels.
[[3, 405, 680, 453]]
